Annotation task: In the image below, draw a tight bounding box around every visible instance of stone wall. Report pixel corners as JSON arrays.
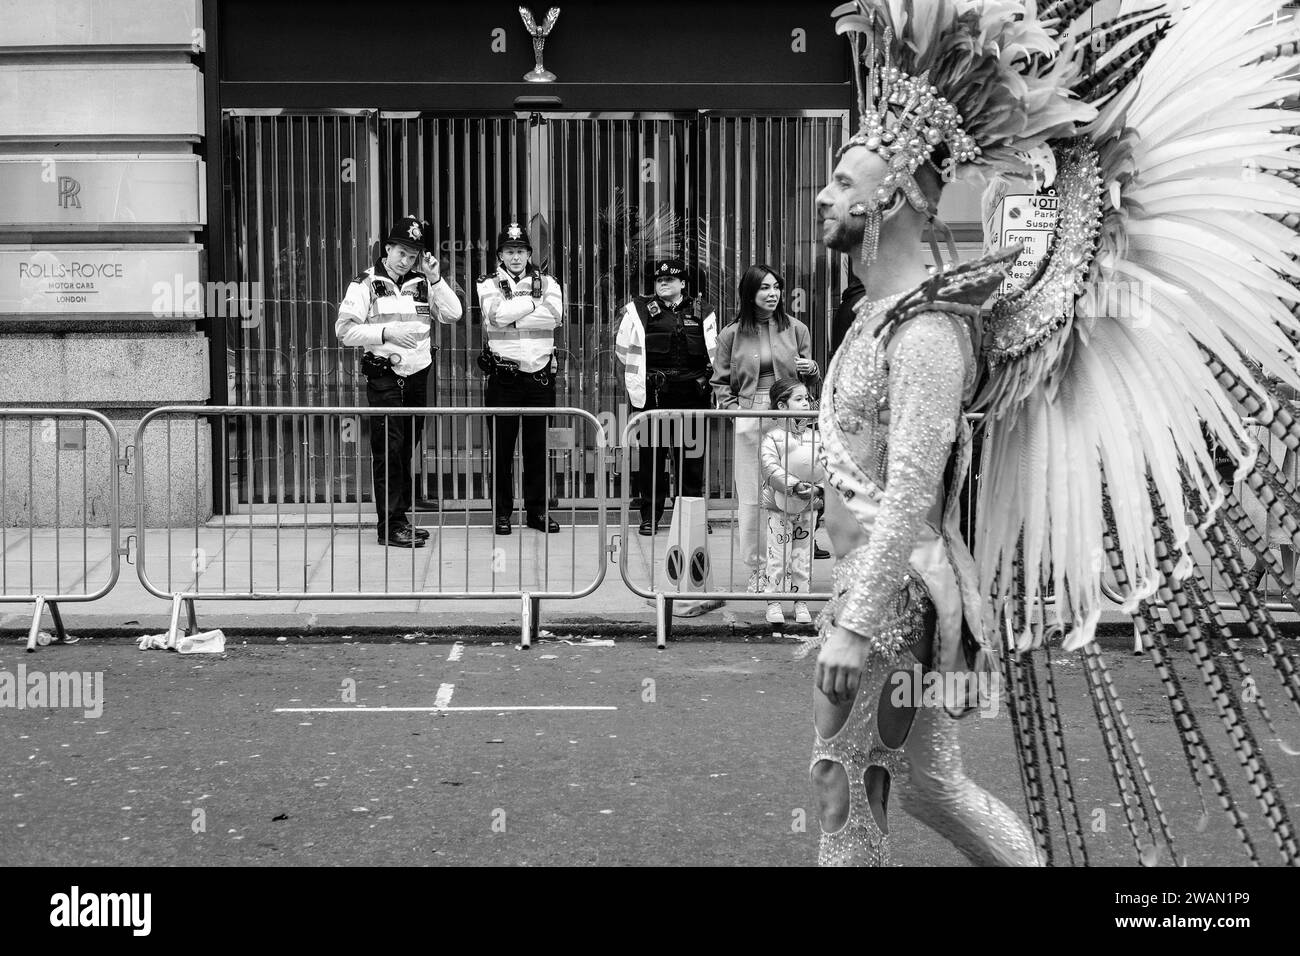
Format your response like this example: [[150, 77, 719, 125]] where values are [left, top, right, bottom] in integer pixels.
[[0, 0, 210, 528]]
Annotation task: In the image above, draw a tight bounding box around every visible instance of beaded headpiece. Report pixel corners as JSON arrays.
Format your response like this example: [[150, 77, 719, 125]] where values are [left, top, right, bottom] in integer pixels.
[[839, 25, 978, 261], [833, 0, 1096, 264]]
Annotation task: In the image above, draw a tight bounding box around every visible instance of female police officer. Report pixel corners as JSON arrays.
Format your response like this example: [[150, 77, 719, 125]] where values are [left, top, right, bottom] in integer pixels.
[[615, 258, 718, 535]]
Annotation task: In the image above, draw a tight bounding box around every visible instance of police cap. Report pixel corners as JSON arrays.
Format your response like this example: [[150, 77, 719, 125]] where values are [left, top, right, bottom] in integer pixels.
[[496, 221, 532, 252], [652, 258, 687, 282], [385, 215, 427, 252]]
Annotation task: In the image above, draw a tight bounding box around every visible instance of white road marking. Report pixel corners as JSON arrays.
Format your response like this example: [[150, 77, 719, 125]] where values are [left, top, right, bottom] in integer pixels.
[[276, 675, 614, 714], [434, 682, 455, 708], [447, 642, 464, 662], [274, 705, 618, 713]]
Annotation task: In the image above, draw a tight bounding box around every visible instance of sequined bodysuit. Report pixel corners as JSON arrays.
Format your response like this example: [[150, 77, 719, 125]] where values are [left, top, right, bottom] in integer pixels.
[[810, 293, 1039, 867]]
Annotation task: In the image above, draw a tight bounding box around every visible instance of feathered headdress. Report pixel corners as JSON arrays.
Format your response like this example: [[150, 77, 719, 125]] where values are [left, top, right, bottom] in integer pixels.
[[833, 0, 1097, 260]]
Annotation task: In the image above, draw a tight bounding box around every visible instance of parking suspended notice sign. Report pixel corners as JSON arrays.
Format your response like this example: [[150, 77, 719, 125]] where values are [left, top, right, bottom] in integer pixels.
[[988, 189, 1060, 295]]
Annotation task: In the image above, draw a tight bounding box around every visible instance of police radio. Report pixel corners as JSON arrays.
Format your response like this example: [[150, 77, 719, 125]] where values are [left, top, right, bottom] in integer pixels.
[[531, 274, 543, 299]]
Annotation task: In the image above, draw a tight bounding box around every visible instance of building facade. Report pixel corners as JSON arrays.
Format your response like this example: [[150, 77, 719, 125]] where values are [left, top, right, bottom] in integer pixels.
[[3, 0, 1155, 523]]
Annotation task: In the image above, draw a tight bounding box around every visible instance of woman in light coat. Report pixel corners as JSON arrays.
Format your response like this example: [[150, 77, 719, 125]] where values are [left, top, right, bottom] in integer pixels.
[[710, 264, 819, 587]]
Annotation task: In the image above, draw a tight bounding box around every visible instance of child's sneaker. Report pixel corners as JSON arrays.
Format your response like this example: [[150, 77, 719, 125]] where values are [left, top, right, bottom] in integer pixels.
[[765, 602, 785, 625], [793, 601, 812, 624]]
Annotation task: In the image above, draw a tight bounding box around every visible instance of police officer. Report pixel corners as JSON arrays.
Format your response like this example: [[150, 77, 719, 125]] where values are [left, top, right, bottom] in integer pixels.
[[476, 222, 564, 535], [336, 215, 463, 547], [615, 258, 718, 535]]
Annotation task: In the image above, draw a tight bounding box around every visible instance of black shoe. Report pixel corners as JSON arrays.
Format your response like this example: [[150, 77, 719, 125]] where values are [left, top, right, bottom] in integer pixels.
[[638, 520, 657, 536], [526, 514, 561, 533], [495, 515, 513, 535], [378, 526, 425, 548], [814, 543, 830, 559], [394, 520, 429, 541], [410, 497, 441, 512]]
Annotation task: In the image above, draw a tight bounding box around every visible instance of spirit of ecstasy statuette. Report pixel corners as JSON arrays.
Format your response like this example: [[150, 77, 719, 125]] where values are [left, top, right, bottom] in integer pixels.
[[519, 6, 561, 83]]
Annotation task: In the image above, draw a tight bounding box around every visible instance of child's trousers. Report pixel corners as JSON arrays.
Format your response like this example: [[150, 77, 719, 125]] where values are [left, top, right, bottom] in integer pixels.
[[765, 509, 814, 595]]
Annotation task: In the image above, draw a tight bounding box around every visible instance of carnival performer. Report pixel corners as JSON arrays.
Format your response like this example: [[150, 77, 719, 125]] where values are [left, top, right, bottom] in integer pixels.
[[814, 0, 1300, 869], [806, 0, 1094, 867]]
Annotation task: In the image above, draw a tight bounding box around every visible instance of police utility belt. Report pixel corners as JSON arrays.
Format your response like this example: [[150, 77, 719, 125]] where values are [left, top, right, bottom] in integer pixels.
[[477, 346, 557, 386], [361, 350, 403, 379]]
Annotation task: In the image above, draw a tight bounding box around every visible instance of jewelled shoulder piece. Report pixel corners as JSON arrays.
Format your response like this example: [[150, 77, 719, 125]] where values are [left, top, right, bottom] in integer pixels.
[[971, 139, 1104, 416], [984, 139, 1104, 367], [874, 244, 1023, 346]]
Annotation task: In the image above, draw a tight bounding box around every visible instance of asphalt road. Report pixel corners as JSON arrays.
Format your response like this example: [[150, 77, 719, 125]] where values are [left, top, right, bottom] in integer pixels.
[[2, 636, 1297, 867]]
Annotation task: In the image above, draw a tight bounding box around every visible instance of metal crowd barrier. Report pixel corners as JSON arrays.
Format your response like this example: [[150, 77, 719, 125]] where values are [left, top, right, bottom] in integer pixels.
[[0, 409, 121, 652], [1198, 417, 1300, 613], [5, 403, 1300, 654], [622, 406, 1300, 649], [133, 405, 608, 646], [620, 407, 834, 647]]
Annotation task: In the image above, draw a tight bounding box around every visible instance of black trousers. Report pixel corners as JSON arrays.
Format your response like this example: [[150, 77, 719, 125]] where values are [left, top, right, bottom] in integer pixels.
[[365, 365, 428, 533], [486, 369, 555, 519], [634, 377, 709, 524]]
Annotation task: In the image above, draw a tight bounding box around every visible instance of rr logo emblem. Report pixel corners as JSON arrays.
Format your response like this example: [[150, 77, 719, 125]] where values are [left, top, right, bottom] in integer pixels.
[[57, 176, 82, 209]]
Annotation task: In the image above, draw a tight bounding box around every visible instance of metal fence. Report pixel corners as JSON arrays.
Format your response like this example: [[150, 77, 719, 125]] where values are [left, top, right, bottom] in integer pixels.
[[5, 403, 1300, 652], [133, 405, 608, 646], [1202, 418, 1300, 610], [223, 296, 781, 514], [0, 409, 121, 651], [620, 407, 834, 646], [231, 331, 590, 510]]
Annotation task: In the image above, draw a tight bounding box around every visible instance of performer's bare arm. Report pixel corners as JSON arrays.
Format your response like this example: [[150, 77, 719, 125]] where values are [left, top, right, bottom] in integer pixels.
[[815, 312, 969, 704]]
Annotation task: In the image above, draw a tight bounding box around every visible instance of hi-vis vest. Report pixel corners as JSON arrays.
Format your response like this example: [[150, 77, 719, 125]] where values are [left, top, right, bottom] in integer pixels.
[[476, 265, 564, 373], [615, 295, 718, 408], [335, 261, 463, 376]]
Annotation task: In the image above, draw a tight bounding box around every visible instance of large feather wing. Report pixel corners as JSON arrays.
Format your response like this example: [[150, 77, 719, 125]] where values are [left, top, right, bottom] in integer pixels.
[[979, 0, 1300, 649]]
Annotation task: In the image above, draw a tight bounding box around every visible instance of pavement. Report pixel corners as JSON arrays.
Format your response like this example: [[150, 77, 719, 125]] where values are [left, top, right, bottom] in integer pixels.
[[2, 636, 1297, 867]]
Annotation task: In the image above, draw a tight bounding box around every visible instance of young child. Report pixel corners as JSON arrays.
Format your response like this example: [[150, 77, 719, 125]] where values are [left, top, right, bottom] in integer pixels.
[[760, 377, 824, 625]]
